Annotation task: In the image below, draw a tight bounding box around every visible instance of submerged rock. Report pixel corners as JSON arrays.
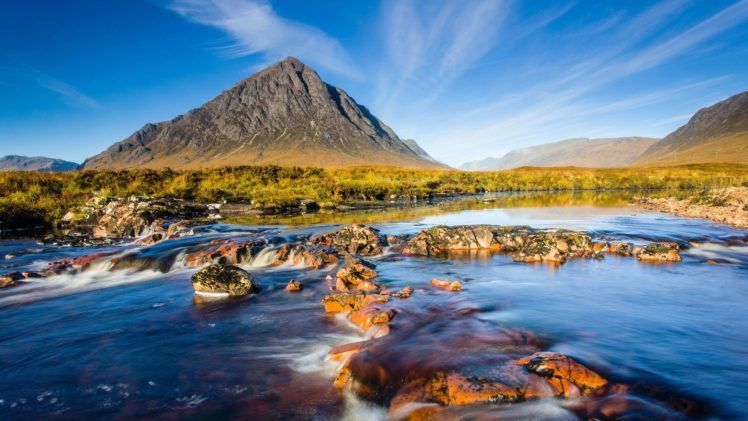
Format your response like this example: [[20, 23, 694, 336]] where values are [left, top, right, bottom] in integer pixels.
[[431, 278, 463, 292], [191, 264, 259, 296], [636, 242, 681, 262], [309, 224, 384, 256]]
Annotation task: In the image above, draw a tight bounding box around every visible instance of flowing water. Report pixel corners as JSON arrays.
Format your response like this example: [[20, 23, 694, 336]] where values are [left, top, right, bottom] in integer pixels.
[[1, 193, 747, 419]]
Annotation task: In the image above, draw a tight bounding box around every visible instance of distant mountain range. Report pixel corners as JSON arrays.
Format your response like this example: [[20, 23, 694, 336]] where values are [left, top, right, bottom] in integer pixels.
[[460, 137, 658, 171], [0, 155, 79, 172], [82, 57, 445, 170], [634, 91, 748, 166]]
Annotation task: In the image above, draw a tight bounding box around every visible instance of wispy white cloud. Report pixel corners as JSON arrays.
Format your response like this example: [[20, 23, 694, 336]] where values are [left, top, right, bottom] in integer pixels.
[[420, 0, 748, 164], [33, 75, 101, 109], [169, 0, 360, 78], [652, 113, 692, 127], [374, 0, 512, 112]]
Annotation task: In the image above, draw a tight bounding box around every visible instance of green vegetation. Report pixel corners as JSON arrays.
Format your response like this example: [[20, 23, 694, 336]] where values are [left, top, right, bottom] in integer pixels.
[[687, 186, 731, 207], [1, 163, 747, 229]]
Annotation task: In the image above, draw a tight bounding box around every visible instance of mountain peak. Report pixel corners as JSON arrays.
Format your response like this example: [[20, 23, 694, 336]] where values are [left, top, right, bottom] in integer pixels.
[[82, 58, 445, 170]]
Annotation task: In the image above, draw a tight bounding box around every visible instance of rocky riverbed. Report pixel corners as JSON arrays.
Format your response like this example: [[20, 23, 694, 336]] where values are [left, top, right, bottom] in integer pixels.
[[1, 199, 747, 419], [637, 187, 748, 228]]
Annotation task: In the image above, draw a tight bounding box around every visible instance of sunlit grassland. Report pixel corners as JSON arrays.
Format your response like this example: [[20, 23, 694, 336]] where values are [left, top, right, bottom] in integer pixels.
[[1, 163, 747, 229]]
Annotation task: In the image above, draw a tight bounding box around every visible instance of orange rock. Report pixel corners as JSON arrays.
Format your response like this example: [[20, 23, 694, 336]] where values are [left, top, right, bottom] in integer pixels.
[[445, 372, 522, 405], [285, 279, 303, 292], [431, 278, 462, 292], [348, 306, 397, 331], [335, 277, 350, 291], [321, 292, 389, 313], [516, 352, 607, 398]]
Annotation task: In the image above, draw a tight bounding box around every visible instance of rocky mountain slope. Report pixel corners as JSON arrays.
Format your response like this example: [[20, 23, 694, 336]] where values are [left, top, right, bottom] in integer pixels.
[[82, 57, 444, 170], [460, 137, 658, 171], [634, 91, 748, 165], [0, 155, 79, 172]]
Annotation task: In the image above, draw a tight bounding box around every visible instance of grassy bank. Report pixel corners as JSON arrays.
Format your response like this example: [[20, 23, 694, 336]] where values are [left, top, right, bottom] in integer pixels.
[[1, 163, 747, 229]]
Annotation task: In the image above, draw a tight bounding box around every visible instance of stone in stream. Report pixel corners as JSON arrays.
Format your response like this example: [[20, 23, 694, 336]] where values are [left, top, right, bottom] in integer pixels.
[[593, 241, 636, 256], [285, 279, 303, 292], [273, 244, 339, 269], [0, 271, 23, 288], [191, 264, 259, 296], [309, 224, 384, 256], [402, 225, 596, 264], [516, 352, 608, 398], [636, 242, 681, 262], [185, 240, 266, 267], [431, 278, 463, 292], [321, 292, 389, 313], [335, 254, 379, 291]]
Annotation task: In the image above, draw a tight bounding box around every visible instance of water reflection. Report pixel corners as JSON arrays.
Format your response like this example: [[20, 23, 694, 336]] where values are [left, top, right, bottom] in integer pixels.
[[225, 191, 646, 226]]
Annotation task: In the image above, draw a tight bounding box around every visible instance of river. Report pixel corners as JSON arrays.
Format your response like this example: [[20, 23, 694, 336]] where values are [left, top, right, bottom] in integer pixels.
[[1, 193, 746, 419]]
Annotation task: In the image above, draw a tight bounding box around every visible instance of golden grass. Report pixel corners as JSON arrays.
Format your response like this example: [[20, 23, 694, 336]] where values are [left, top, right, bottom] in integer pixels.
[[1, 163, 747, 229]]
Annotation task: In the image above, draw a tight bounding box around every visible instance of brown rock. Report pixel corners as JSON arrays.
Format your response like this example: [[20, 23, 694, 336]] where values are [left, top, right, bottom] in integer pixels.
[[285, 279, 303, 292], [310, 224, 384, 256], [382, 286, 414, 299], [431, 278, 462, 292], [636, 242, 681, 263], [349, 306, 397, 331], [321, 292, 389, 314], [336, 254, 379, 291], [0, 272, 23, 288], [516, 352, 607, 398]]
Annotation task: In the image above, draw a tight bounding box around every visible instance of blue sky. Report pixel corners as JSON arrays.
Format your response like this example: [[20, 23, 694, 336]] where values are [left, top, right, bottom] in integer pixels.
[[1, 0, 747, 166]]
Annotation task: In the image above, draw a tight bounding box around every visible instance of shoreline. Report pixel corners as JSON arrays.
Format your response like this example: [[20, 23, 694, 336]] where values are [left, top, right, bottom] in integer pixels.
[[636, 187, 748, 229]]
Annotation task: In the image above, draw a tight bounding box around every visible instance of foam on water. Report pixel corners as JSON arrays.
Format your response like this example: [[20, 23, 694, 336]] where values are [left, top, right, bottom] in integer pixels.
[[0, 268, 164, 307]]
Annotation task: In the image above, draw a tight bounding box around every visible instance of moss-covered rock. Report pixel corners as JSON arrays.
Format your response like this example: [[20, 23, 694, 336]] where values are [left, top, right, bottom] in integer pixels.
[[191, 264, 259, 296]]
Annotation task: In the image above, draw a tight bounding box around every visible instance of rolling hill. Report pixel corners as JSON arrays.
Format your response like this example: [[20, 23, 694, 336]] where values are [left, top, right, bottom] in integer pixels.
[[0, 155, 79, 172], [460, 137, 658, 171], [634, 91, 748, 166]]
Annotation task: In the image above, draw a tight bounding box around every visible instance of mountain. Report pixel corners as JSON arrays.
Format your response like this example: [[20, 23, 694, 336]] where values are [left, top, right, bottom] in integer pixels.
[[401, 138, 438, 162], [0, 155, 79, 172], [634, 91, 748, 166], [82, 57, 445, 170], [460, 137, 659, 171]]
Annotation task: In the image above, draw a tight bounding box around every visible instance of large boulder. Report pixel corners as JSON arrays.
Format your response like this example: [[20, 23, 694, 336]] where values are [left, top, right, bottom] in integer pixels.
[[191, 264, 259, 296], [309, 224, 384, 256]]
